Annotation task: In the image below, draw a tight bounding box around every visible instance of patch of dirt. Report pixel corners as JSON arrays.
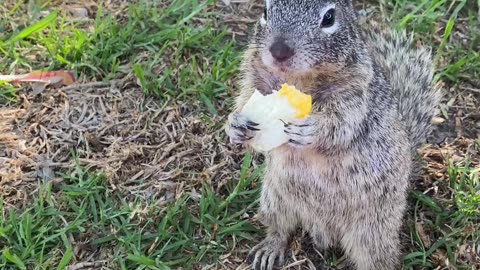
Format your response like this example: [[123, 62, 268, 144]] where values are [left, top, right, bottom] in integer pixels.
[[0, 78, 245, 209], [0, 108, 32, 204]]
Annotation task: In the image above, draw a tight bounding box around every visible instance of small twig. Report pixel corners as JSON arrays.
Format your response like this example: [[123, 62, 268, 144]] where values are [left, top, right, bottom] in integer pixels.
[[282, 259, 308, 269], [455, 109, 463, 138], [461, 86, 480, 94], [60, 81, 111, 91], [58, 215, 76, 247], [66, 261, 107, 270]]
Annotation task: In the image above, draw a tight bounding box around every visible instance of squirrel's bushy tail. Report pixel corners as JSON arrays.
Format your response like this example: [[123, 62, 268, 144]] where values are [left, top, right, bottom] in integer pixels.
[[362, 23, 441, 149]]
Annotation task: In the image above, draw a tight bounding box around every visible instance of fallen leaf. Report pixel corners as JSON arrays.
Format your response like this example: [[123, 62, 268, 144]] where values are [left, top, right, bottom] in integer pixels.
[[0, 70, 75, 88], [431, 249, 448, 267], [415, 222, 432, 248]]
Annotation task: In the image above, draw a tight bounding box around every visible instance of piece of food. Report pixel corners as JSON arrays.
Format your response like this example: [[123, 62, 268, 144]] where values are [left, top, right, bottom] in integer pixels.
[[241, 84, 312, 152], [277, 84, 312, 119]]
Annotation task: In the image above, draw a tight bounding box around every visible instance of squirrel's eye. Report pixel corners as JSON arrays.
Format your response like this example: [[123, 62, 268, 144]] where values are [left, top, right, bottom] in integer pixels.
[[263, 7, 267, 20], [321, 9, 335, 28]]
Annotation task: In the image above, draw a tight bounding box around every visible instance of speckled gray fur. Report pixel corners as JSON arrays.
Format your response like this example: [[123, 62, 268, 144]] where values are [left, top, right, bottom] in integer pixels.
[[224, 0, 441, 269]]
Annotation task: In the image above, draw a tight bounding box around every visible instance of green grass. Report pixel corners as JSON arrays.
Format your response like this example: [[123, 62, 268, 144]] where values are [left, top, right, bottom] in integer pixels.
[[379, 0, 480, 84], [404, 158, 479, 269], [0, 152, 262, 269], [0, 0, 240, 111], [4, 157, 477, 269]]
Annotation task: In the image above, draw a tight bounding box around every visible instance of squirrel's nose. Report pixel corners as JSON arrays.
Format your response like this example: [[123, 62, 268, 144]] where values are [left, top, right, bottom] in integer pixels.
[[269, 39, 294, 62]]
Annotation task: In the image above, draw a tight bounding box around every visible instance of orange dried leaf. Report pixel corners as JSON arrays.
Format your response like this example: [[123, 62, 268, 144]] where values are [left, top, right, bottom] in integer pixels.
[[0, 70, 75, 86], [16, 71, 75, 85]]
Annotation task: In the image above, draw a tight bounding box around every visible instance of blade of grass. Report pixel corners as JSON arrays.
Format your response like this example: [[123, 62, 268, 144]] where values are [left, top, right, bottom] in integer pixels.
[[2, 249, 26, 270], [56, 245, 73, 270], [8, 11, 58, 43]]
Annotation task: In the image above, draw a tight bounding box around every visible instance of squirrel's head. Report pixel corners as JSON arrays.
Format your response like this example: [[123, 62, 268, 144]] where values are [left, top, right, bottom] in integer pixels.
[[255, 0, 361, 75]]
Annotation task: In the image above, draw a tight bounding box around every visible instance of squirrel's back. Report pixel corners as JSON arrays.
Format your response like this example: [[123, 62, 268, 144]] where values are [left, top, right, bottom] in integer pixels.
[[361, 22, 441, 149]]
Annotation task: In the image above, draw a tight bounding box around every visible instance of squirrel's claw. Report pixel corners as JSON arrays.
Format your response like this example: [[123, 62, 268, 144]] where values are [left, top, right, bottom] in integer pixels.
[[284, 117, 317, 148], [247, 236, 287, 270], [226, 112, 259, 144]]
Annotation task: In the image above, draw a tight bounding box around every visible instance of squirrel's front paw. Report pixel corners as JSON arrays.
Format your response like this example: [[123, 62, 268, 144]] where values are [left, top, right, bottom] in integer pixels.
[[225, 112, 259, 144], [284, 117, 317, 148], [247, 234, 287, 270]]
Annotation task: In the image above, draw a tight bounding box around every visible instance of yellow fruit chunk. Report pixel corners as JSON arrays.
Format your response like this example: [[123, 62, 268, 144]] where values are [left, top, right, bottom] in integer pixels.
[[278, 84, 312, 119], [240, 84, 312, 152]]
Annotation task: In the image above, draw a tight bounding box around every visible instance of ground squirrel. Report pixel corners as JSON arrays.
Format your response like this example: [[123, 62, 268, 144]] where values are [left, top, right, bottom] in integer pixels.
[[225, 0, 440, 269]]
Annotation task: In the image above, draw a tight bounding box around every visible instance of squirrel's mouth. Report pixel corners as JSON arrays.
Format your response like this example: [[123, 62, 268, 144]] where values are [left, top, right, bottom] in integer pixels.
[[264, 58, 293, 75], [261, 49, 311, 76], [267, 61, 310, 77], [276, 62, 290, 73]]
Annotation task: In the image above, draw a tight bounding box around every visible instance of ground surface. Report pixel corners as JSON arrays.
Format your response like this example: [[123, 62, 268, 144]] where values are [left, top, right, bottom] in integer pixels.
[[0, 0, 479, 269]]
